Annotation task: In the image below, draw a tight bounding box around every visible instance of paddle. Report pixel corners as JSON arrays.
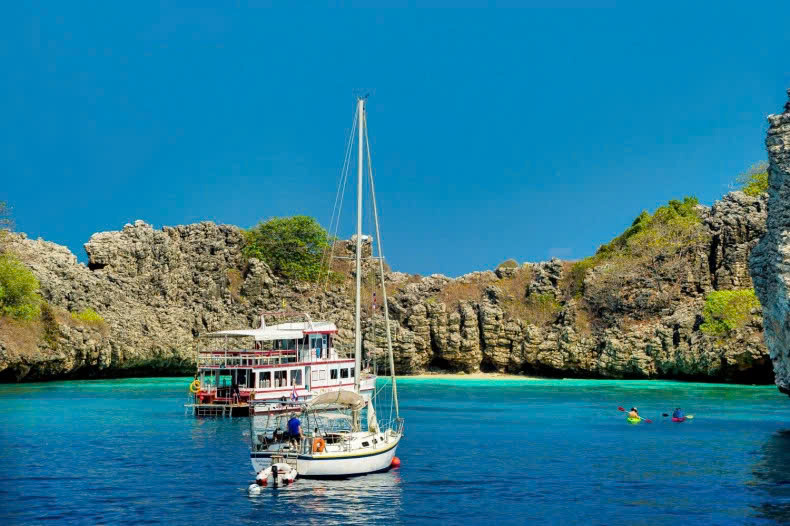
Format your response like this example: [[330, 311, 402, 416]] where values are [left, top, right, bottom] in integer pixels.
[[663, 412, 695, 420], [617, 406, 652, 423]]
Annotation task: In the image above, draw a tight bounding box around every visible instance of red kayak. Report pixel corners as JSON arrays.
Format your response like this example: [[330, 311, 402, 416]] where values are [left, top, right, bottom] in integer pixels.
[[671, 417, 686, 423]]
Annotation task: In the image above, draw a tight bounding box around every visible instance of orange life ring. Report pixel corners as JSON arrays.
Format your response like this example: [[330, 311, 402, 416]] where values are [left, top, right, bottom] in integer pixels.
[[312, 437, 326, 453]]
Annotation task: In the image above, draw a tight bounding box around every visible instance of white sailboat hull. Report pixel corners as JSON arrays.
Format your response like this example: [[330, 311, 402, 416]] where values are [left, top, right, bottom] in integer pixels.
[[251, 435, 401, 478]]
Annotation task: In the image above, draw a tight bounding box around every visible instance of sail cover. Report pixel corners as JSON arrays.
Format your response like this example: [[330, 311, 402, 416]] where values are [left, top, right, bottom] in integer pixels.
[[306, 390, 366, 411]]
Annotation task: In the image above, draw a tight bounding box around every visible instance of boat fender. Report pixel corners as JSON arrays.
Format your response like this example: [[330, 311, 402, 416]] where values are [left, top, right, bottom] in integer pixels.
[[248, 484, 261, 496], [313, 437, 326, 453], [189, 379, 200, 393]]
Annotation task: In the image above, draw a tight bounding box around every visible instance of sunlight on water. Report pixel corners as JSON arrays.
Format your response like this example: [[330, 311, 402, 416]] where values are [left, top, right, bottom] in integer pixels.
[[0, 377, 789, 525]]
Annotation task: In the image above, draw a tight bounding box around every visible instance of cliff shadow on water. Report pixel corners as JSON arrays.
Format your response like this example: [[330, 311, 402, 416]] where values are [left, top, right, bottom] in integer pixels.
[[751, 429, 790, 523]]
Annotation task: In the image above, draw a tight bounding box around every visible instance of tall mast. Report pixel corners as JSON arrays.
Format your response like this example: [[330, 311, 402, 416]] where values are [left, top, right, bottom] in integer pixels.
[[353, 97, 364, 393]]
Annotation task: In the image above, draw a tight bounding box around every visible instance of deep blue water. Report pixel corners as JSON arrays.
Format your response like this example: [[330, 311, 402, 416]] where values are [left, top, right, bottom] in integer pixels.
[[1, 377, 790, 525]]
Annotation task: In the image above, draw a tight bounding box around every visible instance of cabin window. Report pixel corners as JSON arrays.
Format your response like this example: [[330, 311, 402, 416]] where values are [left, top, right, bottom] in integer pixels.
[[340, 368, 349, 379], [201, 371, 217, 387], [232, 369, 251, 388], [319, 370, 326, 380], [362, 441, 370, 447], [373, 438, 378, 445], [350, 367, 355, 378], [330, 369, 338, 380], [290, 369, 303, 386], [259, 371, 271, 388], [310, 334, 325, 359], [274, 370, 288, 388]]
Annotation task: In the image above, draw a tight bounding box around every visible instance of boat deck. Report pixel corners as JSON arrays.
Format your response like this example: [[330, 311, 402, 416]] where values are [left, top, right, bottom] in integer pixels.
[[185, 402, 250, 417]]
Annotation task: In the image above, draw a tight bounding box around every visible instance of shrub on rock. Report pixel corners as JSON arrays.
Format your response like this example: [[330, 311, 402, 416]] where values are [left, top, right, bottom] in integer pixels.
[[0, 252, 40, 320], [701, 288, 761, 337], [242, 216, 331, 282]]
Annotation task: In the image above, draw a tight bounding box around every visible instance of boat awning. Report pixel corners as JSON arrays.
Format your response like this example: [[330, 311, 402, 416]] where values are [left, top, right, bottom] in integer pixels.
[[306, 390, 366, 411], [318, 413, 352, 421], [203, 320, 338, 341]]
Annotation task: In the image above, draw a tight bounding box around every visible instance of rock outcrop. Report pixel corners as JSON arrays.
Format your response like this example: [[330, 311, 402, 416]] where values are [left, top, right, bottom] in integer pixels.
[[751, 89, 790, 395], [0, 189, 774, 383]]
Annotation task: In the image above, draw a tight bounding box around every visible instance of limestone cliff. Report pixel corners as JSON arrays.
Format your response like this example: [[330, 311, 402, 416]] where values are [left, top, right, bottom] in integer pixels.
[[751, 89, 790, 394], [0, 189, 772, 383]]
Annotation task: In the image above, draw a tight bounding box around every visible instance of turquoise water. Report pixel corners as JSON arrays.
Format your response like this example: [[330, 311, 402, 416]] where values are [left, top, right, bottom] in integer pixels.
[[1, 377, 790, 525]]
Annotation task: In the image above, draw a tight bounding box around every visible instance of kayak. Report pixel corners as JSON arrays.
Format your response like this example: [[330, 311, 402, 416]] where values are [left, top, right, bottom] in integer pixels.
[[671, 417, 686, 423], [627, 417, 641, 424]]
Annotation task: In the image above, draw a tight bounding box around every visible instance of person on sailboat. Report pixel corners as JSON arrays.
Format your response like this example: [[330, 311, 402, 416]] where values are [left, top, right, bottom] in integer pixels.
[[287, 413, 302, 446]]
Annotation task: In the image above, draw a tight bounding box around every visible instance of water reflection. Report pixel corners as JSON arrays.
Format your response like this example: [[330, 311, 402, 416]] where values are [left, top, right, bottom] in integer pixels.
[[750, 429, 790, 523], [246, 471, 403, 525]]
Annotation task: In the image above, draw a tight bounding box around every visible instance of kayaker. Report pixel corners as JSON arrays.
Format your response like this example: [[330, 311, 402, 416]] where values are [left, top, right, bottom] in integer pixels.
[[628, 407, 639, 419], [672, 407, 684, 419]]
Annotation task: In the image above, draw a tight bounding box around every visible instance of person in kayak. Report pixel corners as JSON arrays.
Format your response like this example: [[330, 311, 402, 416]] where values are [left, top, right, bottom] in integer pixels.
[[628, 407, 639, 419], [672, 407, 684, 419]]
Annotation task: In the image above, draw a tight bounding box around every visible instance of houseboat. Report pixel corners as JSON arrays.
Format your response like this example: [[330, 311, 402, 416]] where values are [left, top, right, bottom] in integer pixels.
[[186, 312, 376, 416]]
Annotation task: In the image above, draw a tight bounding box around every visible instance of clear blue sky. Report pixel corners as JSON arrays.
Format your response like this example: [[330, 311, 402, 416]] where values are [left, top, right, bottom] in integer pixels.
[[2, 4, 789, 277]]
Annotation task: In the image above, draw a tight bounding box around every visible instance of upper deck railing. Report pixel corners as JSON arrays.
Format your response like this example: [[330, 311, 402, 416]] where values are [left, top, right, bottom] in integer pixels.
[[197, 347, 353, 368]]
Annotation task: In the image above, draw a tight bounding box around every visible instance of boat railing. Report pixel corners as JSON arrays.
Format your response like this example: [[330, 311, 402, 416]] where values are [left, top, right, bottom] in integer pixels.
[[376, 417, 404, 436], [197, 347, 353, 367]]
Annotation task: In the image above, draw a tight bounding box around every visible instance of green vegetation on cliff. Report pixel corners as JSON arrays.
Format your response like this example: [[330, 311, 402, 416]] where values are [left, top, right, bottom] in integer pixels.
[[596, 196, 702, 257], [496, 259, 519, 270], [0, 252, 41, 320], [563, 196, 706, 301], [700, 288, 761, 337], [242, 216, 331, 281], [737, 162, 769, 197], [71, 308, 105, 324]]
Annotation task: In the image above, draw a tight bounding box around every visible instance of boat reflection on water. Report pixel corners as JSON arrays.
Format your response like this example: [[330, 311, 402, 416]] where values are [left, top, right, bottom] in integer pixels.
[[246, 470, 403, 524], [750, 429, 790, 523]]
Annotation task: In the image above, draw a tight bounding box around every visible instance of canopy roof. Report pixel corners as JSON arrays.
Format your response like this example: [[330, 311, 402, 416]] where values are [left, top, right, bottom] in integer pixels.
[[203, 316, 337, 341], [306, 390, 366, 411]]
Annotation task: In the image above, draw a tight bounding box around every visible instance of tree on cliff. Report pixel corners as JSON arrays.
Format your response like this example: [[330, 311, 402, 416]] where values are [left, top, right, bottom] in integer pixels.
[[0, 253, 41, 320], [736, 162, 769, 196], [242, 216, 331, 281]]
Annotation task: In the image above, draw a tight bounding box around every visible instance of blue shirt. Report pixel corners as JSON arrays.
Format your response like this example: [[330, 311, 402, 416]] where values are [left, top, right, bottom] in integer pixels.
[[287, 417, 301, 436], [672, 410, 683, 418]]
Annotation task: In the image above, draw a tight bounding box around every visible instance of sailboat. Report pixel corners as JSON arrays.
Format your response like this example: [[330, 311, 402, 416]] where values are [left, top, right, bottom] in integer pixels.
[[248, 97, 403, 482]]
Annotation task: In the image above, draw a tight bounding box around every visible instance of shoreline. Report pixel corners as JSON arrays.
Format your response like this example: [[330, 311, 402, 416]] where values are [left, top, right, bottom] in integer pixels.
[[397, 372, 537, 381]]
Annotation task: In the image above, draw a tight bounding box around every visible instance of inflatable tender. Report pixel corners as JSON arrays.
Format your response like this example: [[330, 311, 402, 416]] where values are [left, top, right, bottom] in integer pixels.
[[248, 462, 297, 494]]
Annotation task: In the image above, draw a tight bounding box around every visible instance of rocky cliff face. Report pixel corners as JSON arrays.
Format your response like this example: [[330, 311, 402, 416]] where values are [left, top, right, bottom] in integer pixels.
[[751, 89, 790, 395], [0, 189, 773, 383]]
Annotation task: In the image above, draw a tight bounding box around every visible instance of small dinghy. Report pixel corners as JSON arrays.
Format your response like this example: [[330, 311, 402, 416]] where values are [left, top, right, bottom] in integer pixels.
[[247, 462, 297, 494]]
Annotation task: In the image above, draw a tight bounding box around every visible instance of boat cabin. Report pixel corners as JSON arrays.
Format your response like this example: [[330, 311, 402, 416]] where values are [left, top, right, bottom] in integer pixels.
[[189, 312, 367, 415]]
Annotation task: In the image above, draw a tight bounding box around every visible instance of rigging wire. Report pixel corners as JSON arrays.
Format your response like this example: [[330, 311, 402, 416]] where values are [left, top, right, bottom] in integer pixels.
[[364, 107, 398, 423], [318, 107, 357, 297]]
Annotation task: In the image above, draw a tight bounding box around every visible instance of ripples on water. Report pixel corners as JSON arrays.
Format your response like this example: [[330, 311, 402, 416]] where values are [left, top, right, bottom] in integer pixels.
[[1, 378, 789, 525]]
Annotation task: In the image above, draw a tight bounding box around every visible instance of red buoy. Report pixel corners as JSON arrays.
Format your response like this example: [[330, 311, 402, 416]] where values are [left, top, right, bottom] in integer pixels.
[[391, 457, 401, 468]]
